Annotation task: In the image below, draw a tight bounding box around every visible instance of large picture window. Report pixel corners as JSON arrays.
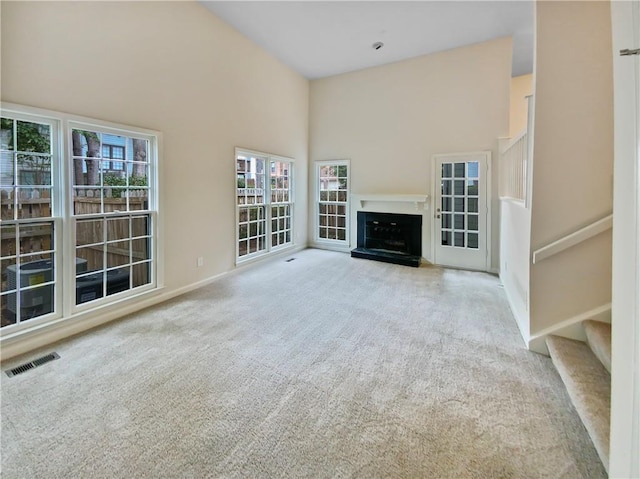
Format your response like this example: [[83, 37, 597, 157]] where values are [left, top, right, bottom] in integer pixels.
[[236, 149, 293, 262], [0, 104, 159, 331], [316, 160, 349, 245]]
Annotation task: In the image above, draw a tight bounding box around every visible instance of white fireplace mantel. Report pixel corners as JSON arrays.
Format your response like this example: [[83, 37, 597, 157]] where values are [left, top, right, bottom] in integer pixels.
[[353, 194, 429, 210]]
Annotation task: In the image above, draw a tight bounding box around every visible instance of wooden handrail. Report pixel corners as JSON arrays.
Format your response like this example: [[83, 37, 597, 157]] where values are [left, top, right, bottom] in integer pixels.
[[532, 214, 613, 264]]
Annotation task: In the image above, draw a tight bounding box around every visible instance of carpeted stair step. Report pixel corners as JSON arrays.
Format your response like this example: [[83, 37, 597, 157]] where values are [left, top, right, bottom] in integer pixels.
[[546, 335, 610, 473], [584, 320, 612, 374]]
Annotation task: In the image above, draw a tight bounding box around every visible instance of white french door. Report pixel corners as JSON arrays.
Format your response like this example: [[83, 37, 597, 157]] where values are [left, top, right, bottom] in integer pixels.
[[432, 152, 490, 271]]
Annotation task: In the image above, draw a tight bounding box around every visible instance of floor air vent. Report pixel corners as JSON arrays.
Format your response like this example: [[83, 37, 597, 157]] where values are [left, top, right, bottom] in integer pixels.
[[6, 352, 60, 378]]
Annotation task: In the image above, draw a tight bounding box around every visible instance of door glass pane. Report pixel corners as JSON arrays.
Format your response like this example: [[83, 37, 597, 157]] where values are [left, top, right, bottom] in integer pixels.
[[467, 180, 479, 196], [468, 233, 479, 249], [467, 162, 479, 178], [442, 197, 452, 212], [442, 163, 452, 178], [454, 232, 465, 247], [454, 163, 465, 178], [442, 231, 451, 246]]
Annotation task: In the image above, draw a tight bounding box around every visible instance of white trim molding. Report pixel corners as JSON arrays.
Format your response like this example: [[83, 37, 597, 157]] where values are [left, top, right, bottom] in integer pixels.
[[527, 303, 612, 355], [353, 194, 429, 210], [610, 1, 640, 476]]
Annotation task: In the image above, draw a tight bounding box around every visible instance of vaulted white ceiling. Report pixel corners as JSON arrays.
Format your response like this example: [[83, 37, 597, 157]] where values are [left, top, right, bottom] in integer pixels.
[[201, 1, 534, 79]]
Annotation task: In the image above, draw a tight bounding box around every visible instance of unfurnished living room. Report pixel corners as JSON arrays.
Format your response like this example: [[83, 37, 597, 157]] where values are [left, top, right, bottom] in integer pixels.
[[1, 1, 638, 478]]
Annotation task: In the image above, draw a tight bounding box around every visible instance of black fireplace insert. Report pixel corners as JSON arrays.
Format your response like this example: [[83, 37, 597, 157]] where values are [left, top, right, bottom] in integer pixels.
[[351, 211, 422, 267]]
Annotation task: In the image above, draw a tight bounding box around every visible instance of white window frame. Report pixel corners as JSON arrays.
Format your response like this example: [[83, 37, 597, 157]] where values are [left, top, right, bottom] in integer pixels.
[[0, 102, 162, 335], [314, 160, 350, 248], [68, 121, 159, 315], [235, 148, 294, 264], [0, 110, 62, 331]]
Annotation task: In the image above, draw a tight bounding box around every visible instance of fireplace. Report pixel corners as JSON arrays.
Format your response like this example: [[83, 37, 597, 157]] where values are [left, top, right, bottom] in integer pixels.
[[351, 211, 422, 267]]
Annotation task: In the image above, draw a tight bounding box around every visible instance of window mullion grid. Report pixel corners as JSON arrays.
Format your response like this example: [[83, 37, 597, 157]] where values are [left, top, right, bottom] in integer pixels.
[[11, 122, 18, 216], [235, 152, 292, 261], [124, 139, 130, 213], [70, 126, 155, 310], [316, 162, 348, 244]]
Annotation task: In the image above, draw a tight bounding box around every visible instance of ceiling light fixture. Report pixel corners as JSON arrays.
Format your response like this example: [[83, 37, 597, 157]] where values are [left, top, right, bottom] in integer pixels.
[[372, 42, 384, 51]]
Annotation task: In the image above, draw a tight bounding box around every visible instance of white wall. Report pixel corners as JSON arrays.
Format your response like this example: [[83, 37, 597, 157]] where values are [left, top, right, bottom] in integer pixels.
[[309, 38, 512, 269], [1, 0, 309, 288], [609, 1, 640, 476], [529, 1, 613, 333], [0, 1, 309, 356], [499, 200, 531, 342], [509, 74, 533, 138]]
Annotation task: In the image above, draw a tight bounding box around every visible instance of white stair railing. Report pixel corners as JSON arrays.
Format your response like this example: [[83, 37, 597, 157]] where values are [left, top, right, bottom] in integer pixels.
[[499, 130, 528, 201]]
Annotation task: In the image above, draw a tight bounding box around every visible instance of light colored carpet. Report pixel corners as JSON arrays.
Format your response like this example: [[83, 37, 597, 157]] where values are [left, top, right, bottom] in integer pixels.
[[546, 335, 611, 473], [1, 249, 606, 478], [584, 320, 612, 374]]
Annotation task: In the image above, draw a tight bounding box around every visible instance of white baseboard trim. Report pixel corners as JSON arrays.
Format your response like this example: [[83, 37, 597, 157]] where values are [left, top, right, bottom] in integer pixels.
[[1, 245, 310, 362], [234, 244, 308, 270], [528, 303, 612, 355], [309, 242, 352, 254], [499, 273, 530, 348], [1, 276, 220, 362]]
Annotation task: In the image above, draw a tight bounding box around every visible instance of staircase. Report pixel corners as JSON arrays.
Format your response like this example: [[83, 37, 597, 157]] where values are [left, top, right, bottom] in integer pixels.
[[546, 320, 611, 473]]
